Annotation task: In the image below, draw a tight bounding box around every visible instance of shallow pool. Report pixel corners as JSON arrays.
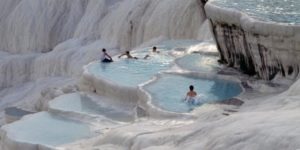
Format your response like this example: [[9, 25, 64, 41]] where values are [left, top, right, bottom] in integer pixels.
[[212, 0, 300, 24], [158, 40, 202, 50], [49, 93, 133, 122], [88, 52, 173, 87], [145, 74, 242, 113], [3, 112, 91, 146], [176, 53, 221, 72]]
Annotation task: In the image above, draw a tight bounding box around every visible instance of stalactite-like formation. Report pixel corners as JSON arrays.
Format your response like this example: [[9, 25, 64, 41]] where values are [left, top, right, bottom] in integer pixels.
[[205, 2, 300, 80]]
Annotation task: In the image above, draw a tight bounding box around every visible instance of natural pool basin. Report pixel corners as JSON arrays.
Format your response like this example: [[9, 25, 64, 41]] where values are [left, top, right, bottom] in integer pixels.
[[158, 40, 203, 50], [176, 53, 221, 72], [2, 112, 91, 147], [211, 0, 300, 24], [145, 74, 242, 113], [88, 52, 173, 87], [87, 40, 218, 87], [49, 93, 134, 122], [85, 40, 242, 113]]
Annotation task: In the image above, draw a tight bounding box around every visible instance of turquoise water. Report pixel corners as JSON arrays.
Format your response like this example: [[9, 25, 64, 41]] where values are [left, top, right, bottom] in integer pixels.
[[4, 112, 91, 146], [88, 40, 241, 113], [212, 0, 300, 24], [176, 53, 221, 72], [145, 74, 242, 113], [158, 40, 202, 50], [3, 42, 242, 148], [88, 52, 173, 87], [134, 40, 202, 54], [50, 94, 133, 122]]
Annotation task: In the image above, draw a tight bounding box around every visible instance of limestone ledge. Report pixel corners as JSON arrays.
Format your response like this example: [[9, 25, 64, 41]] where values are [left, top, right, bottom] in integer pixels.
[[205, 1, 300, 80], [79, 62, 193, 120]]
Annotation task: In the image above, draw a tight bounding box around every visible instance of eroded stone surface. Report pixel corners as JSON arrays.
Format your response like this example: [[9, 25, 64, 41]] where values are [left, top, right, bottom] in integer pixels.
[[205, 2, 300, 80]]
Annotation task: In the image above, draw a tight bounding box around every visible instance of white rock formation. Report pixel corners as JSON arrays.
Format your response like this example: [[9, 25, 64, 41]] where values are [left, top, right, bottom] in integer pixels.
[[1, 0, 300, 150], [0, 0, 208, 89], [205, 0, 300, 80], [0, 0, 206, 54]]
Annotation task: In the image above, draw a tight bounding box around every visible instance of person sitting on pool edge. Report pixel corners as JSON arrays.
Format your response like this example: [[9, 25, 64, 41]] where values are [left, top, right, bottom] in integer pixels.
[[144, 46, 160, 59], [185, 85, 197, 104], [101, 48, 113, 63], [118, 50, 138, 59]]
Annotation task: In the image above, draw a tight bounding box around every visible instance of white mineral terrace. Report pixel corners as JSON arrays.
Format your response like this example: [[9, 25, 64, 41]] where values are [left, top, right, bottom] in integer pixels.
[[206, 0, 300, 36], [0, 41, 247, 150], [211, 0, 300, 25], [205, 0, 300, 80], [1, 0, 300, 150]]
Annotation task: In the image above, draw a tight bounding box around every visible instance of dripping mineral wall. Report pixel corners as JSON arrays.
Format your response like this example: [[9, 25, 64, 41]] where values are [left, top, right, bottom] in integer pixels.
[[205, 2, 300, 80]]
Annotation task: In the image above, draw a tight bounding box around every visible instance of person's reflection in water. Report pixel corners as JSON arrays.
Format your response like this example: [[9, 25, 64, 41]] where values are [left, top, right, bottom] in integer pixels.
[[100, 63, 108, 71]]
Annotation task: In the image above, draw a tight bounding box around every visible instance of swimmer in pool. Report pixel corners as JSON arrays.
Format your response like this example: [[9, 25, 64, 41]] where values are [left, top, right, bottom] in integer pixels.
[[151, 46, 160, 53], [118, 51, 138, 59], [144, 46, 160, 59], [185, 85, 197, 103]]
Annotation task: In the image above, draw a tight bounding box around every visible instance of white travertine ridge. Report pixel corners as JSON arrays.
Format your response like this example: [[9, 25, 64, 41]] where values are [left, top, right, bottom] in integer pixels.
[[0, 0, 205, 54], [1, 0, 300, 150], [205, 0, 300, 80], [0, 0, 207, 89]]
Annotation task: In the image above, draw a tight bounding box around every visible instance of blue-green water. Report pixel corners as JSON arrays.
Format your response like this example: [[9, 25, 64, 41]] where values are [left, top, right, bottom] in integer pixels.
[[88, 40, 242, 113], [4, 112, 91, 146], [88, 52, 173, 87], [176, 53, 221, 72], [212, 0, 300, 24], [145, 74, 242, 113], [50, 94, 133, 122]]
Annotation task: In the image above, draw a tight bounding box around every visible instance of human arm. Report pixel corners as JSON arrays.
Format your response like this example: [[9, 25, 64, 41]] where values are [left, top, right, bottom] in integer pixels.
[[118, 53, 126, 58], [105, 53, 113, 60], [184, 93, 189, 101], [143, 54, 150, 59]]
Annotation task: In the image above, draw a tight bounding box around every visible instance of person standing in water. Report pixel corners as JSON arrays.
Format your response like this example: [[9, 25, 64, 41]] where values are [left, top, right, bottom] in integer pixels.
[[185, 85, 197, 103], [118, 51, 138, 59], [101, 48, 113, 63]]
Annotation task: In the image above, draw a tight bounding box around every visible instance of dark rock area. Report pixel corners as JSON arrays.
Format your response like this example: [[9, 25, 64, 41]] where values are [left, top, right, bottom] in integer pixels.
[[220, 98, 244, 106], [210, 21, 299, 80]]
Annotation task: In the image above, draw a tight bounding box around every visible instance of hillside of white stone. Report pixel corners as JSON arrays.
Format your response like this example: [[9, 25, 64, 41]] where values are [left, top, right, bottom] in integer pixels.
[[0, 0, 208, 88], [1, 0, 299, 150], [0, 0, 208, 121]]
